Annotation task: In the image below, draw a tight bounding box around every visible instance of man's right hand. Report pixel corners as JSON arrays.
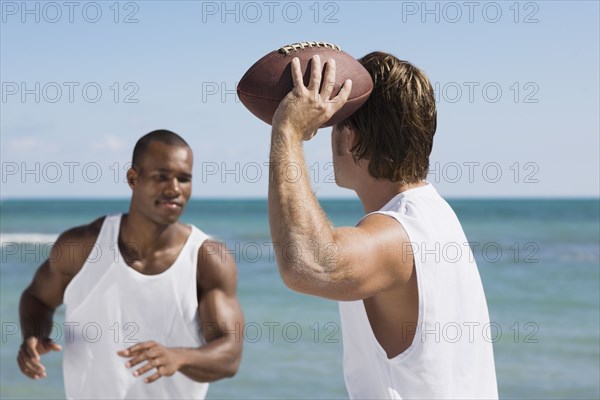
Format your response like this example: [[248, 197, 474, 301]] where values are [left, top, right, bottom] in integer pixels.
[[17, 336, 62, 379]]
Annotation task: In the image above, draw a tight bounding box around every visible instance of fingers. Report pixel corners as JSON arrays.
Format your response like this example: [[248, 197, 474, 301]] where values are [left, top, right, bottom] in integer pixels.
[[307, 55, 323, 92], [321, 58, 337, 100], [17, 342, 46, 379], [124, 352, 146, 368], [27, 337, 41, 360], [43, 339, 62, 352], [119, 342, 150, 369], [332, 79, 353, 111], [144, 370, 162, 384], [131, 356, 165, 383], [38, 338, 62, 354], [118, 341, 153, 357], [121, 341, 166, 383], [292, 55, 344, 104], [133, 357, 160, 377], [17, 350, 38, 379], [290, 57, 304, 90], [274, 55, 351, 135], [125, 347, 159, 368]]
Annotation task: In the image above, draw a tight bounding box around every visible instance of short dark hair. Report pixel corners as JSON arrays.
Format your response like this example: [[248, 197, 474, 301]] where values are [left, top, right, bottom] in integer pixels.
[[340, 52, 437, 183], [131, 130, 190, 168]]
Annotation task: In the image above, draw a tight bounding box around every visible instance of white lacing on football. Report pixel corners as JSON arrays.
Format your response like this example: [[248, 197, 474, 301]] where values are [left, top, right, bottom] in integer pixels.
[[278, 41, 341, 55]]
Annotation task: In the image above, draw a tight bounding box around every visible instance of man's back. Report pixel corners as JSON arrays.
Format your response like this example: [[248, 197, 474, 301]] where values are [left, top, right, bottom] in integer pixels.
[[339, 184, 498, 399]]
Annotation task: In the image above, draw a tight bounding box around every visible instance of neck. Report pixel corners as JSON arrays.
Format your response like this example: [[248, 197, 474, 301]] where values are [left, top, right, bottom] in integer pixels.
[[120, 210, 178, 257], [355, 180, 428, 214]]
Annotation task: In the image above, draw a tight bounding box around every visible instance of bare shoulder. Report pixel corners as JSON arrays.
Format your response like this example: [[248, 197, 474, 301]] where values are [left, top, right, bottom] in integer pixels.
[[357, 213, 410, 241], [334, 212, 411, 255], [50, 216, 105, 278], [330, 212, 414, 291], [59, 216, 104, 240], [359, 212, 412, 258], [357, 213, 414, 283], [24, 216, 106, 308], [197, 239, 237, 292]]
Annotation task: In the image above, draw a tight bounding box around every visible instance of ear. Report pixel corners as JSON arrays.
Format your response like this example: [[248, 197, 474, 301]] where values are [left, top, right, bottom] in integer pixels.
[[342, 125, 358, 154], [127, 168, 138, 189]]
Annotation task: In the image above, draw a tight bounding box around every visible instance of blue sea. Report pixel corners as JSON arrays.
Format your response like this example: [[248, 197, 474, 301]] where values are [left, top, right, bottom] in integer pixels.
[[1, 198, 599, 399]]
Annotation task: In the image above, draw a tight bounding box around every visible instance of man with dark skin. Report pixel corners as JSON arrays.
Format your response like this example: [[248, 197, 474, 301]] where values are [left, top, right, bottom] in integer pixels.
[[17, 130, 243, 399]]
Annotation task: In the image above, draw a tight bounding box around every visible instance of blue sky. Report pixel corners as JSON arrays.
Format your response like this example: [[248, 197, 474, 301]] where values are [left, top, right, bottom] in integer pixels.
[[1, 0, 598, 198]]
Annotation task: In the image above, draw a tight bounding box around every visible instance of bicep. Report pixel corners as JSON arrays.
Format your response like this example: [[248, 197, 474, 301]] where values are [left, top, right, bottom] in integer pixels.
[[197, 242, 244, 343], [292, 215, 413, 301], [198, 287, 243, 343]]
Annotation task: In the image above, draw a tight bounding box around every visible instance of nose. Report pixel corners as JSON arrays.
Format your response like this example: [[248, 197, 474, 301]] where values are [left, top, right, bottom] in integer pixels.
[[164, 177, 181, 197]]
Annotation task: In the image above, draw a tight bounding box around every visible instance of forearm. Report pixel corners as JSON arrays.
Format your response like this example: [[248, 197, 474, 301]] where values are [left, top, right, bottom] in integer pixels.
[[268, 128, 336, 279], [19, 289, 56, 339], [176, 337, 240, 382]]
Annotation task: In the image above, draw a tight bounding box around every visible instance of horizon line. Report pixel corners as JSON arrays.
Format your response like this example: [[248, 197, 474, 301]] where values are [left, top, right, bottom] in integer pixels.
[[1, 196, 599, 202]]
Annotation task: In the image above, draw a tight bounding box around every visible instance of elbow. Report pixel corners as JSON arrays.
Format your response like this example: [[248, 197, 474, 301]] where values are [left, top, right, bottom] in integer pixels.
[[221, 352, 242, 379], [277, 247, 350, 297], [279, 266, 297, 290], [223, 363, 239, 379], [275, 239, 336, 293], [226, 348, 242, 377], [221, 341, 243, 379], [189, 356, 240, 383], [279, 262, 308, 293], [278, 260, 333, 295]]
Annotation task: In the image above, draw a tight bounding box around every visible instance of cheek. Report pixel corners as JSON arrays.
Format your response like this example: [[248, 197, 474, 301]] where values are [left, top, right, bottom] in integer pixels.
[[182, 183, 192, 197], [332, 129, 342, 157], [138, 182, 163, 200], [335, 135, 345, 157], [143, 182, 160, 193]]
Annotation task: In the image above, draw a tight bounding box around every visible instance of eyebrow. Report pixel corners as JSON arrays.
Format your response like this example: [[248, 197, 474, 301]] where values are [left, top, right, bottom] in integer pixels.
[[156, 168, 192, 178]]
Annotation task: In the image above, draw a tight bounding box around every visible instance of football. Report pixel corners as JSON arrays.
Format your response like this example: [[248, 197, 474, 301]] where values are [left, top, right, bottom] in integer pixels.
[[237, 41, 373, 127]]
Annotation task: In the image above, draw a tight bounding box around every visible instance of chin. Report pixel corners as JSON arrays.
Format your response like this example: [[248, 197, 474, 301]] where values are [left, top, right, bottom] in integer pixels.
[[154, 212, 181, 226], [334, 175, 350, 190]]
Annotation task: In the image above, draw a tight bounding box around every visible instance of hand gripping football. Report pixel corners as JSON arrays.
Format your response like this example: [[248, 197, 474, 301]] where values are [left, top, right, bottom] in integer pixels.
[[237, 41, 373, 127]]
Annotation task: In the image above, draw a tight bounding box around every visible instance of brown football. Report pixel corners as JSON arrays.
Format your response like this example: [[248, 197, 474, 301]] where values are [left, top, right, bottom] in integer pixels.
[[237, 41, 373, 127]]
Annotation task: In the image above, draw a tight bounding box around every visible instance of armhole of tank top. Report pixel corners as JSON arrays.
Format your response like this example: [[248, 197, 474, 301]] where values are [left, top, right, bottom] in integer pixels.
[[63, 214, 114, 304], [358, 210, 427, 365]]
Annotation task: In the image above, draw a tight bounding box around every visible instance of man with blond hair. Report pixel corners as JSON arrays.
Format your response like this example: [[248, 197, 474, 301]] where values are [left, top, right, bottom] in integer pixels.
[[268, 53, 498, 398]]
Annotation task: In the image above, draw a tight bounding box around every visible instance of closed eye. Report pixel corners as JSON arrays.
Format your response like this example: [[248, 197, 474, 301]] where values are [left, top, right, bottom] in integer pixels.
[[149, 172, 169, 182], [178, 174, 192, 183]]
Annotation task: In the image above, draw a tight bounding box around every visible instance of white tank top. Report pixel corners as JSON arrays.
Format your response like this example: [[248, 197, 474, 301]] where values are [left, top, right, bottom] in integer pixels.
[[339, 184, 498, 399], [63, 214, 210, 399]]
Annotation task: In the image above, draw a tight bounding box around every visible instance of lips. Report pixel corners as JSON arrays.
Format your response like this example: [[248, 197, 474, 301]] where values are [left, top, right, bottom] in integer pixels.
[[157, 199, 183, 209]]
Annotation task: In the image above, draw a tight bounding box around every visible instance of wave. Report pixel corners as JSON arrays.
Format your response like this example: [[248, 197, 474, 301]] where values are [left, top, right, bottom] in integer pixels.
[[0, 233, 59, 246]]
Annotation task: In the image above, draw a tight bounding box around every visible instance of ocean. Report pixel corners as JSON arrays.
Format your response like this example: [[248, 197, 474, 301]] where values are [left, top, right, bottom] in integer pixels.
[[1, 198, 599, 399]]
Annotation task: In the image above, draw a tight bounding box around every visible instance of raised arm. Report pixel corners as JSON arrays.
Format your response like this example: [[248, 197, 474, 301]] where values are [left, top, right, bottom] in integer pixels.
[[269, 55, 412, 301], [17, 219, 102, 379]]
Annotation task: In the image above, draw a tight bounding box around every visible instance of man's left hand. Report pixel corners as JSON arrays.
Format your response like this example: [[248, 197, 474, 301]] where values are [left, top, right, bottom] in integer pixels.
[[118, 341, 184, 383]]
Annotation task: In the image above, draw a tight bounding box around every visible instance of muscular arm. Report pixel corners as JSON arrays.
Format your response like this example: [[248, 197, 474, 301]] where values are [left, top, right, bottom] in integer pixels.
[[270, 132, 409, 301], [17, 219, 102, 378], [178, 240, 244, 381], [121, 239, 244, 383], [269, 55, 411, 301]]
